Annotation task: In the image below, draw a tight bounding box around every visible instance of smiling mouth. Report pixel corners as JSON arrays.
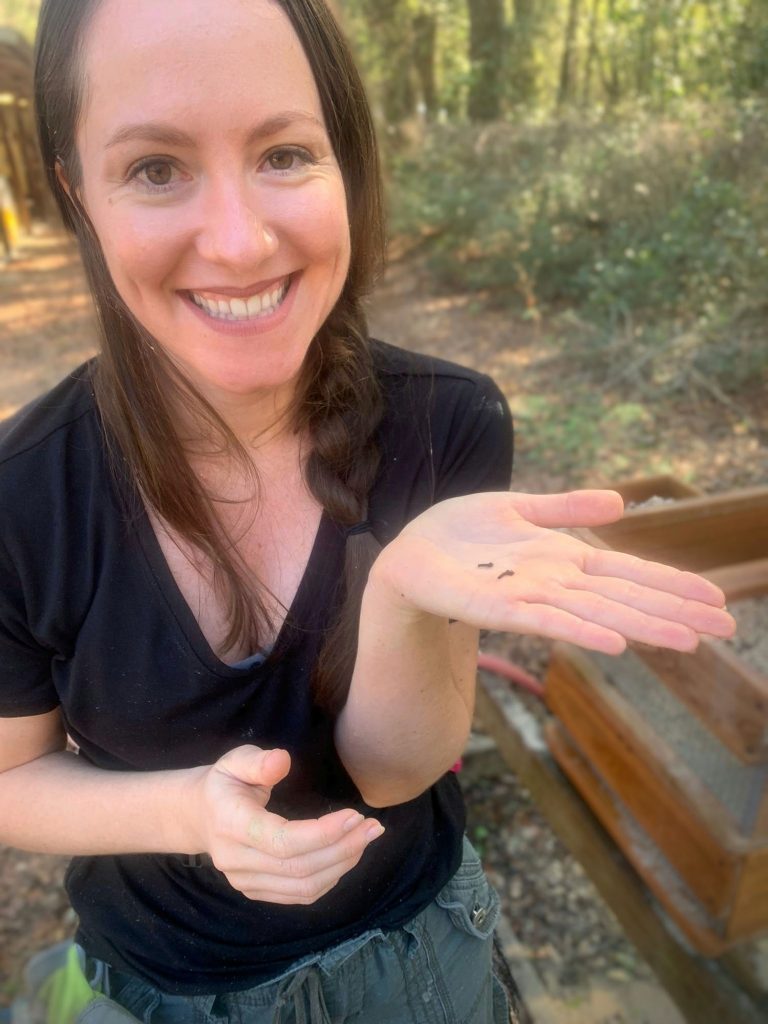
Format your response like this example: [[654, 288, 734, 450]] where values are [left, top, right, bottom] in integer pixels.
[[187, 277, 290, 321]]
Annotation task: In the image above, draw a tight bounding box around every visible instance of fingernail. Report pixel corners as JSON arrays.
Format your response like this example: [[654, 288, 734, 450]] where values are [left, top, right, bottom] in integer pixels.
[[343, 812, 364, 832], [366, 824, 385, 841]]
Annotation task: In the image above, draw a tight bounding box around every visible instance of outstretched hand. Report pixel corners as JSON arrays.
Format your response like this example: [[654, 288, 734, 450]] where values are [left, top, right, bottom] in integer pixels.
[[189, 746, 384, 904], [370, 490, 735, 654]]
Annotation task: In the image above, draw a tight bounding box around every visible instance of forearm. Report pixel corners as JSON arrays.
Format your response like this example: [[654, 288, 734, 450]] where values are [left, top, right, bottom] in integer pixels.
[[0, 751, 206, 856], [335, 571, 479, 808]]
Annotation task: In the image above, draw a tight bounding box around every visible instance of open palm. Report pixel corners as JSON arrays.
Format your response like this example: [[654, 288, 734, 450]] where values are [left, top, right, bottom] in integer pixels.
[[374, 490, 735, 654]]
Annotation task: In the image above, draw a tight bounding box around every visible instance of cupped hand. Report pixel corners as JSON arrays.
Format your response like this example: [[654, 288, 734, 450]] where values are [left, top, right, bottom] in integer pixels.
[[370, 490, 736, 654], [189, 745, 384, 904]]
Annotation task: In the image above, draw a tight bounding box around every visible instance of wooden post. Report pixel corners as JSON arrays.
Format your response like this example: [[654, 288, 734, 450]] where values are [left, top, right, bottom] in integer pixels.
[[14, 101, 49, 223], [0, 104, 31, 232]]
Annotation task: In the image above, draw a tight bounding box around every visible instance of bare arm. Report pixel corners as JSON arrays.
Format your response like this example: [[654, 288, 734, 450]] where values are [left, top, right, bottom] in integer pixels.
[[336, 490, 736, 808], [335, 575, 480, 809], [0, 711, 383, 904], [0, 709, 209, 856]]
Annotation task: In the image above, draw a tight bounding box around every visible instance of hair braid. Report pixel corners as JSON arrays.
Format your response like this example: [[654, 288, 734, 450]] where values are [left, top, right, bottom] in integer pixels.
[[297, 302, 384, 714]]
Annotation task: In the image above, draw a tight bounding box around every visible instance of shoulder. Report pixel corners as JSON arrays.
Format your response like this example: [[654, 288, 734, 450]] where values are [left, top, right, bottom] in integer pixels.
[[0, 361, 99, 469], [370, 337, 511, 442], [368, 339, 513, 529], [370, 337, 500, 392], [0, 365, 104, 710], [0, 362, 104, 527]]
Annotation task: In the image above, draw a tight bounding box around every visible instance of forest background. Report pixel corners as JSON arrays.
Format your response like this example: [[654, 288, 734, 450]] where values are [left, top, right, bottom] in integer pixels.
[[2, 0, 767, 483], [339, 0, 768, 481]]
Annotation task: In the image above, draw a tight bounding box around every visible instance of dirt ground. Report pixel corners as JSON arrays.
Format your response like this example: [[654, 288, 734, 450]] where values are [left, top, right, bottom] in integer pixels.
[[1, 226, 766, 1020]]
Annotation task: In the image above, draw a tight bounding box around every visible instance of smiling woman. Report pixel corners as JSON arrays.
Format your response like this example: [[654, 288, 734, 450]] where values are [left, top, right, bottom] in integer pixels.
[[66, 0, 352, 404], [0, 1, 736, 1022]]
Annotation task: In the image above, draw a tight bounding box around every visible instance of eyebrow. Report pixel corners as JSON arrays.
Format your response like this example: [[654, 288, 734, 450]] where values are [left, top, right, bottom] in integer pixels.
[[105, 111, 325, 150]]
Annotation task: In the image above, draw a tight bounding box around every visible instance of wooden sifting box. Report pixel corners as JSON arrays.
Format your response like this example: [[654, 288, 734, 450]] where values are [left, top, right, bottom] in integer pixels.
[[545, 645, 768, 953], [576, 483, 768, 763], [545, 479, 768, 953]]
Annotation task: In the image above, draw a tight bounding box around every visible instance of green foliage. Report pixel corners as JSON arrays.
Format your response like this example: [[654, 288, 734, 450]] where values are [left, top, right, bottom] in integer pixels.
[[471, 823, 490, 857], [0, 0, 41, 41], [345, 0, 768, 128], [517, 390, 659, 476], [388, 100, 768, 398]]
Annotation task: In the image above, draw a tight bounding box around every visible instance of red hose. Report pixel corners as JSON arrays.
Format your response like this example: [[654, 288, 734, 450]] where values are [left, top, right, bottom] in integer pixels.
[[477, 651, 546, 700], [451, 651, 546, 772]]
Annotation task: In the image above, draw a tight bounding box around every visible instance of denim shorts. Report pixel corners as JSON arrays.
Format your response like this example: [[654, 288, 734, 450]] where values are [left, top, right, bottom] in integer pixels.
[[83, 837, 510, 1024]]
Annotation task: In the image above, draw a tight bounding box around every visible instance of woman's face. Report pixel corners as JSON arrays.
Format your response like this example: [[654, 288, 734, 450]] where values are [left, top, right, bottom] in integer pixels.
[[74, 0, 351, 408]]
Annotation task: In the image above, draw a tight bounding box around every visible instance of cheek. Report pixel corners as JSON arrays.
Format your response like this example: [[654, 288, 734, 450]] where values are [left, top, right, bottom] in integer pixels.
[[93, 206, 185, 293], [279, 184, 351, 264]]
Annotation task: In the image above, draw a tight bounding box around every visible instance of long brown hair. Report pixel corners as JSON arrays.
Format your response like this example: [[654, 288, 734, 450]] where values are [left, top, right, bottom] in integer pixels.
[[34, 0, 386, 713]]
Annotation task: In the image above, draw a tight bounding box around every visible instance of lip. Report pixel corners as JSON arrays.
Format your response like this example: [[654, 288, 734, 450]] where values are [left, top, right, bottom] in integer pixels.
[[180, 272, 298, 336], [186, 275, 289, 300]]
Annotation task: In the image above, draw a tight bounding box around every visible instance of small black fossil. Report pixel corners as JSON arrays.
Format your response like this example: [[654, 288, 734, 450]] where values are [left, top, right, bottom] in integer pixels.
[[496, 569, 516, 580], [477, 562, 494, 569]]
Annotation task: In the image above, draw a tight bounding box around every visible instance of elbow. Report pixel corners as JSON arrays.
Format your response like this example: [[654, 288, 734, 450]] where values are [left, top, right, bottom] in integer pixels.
[[335, 712, 467, 808], [350, 769, 447, 809], [357, 784, 418, 809]]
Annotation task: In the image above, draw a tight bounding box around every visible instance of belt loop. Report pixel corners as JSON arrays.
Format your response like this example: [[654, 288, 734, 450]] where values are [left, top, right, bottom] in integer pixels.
[[80, 948, 111, 999]]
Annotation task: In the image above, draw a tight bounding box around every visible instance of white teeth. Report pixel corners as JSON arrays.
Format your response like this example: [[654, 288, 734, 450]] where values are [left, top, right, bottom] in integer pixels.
[[190, 280, 288, 321]]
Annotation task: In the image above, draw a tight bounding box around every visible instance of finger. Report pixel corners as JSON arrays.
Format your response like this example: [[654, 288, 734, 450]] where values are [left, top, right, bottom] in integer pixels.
[[510, 490, 624, 529], [231, 850, 366, 905], [490, 598, 628, 654], [582, 548, 729, 609], [237, 816, 382, 872], [224, 823, 382, 897], [541, 584, 701, 650], [243, 807, 382, 858], [216, 746, 292, 795], [563, 573, 736, 637]]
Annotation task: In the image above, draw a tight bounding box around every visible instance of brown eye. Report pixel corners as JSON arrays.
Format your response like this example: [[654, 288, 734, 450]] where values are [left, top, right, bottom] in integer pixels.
[[268, 151, 295, 171], [144, 162, 173, 186]]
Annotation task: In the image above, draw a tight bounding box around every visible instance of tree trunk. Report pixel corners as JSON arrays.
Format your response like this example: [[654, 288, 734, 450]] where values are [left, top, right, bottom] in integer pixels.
[[412, 12, 438, 119], [557, 0, 582, 109], [581, 0, 601, 106], [635, 0, 661, 98], [738, 0, 768, 94], [467, 0, 506, 121], [509, 0, 538, 107], [362, 0, 416, 128], [602, 0, 621, 106]]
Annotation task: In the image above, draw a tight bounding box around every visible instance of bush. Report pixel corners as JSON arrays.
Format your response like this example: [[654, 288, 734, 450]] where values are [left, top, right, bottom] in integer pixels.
[[386, 101, 768, 394]]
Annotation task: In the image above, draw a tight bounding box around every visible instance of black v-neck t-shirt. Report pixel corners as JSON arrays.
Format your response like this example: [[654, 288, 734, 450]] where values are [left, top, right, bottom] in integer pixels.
[[0, 339, 513, 994]]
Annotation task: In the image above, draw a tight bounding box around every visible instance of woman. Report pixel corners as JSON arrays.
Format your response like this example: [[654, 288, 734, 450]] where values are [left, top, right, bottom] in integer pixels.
[[1, 0, 734, 1021]]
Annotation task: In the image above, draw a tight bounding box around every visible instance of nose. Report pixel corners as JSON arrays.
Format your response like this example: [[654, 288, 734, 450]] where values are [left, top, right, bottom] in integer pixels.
[[195, 176, 278, 268]]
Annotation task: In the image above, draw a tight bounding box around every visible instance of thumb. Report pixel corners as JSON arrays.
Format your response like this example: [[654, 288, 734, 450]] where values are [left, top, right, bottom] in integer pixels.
[[215, 745, 291, 791], [511, 489, 624, 529]]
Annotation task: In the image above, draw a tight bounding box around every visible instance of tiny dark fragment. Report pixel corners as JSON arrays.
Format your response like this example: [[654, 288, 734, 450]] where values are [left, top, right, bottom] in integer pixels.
[[448, 618, 458, 625], [497, 569, 516, 580], [477, 562, 494, 569]]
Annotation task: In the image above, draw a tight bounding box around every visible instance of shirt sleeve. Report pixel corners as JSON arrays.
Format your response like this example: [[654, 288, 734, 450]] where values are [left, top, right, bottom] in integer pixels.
[[433, 373, 513, 502], [0, 535, 59, 717]]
